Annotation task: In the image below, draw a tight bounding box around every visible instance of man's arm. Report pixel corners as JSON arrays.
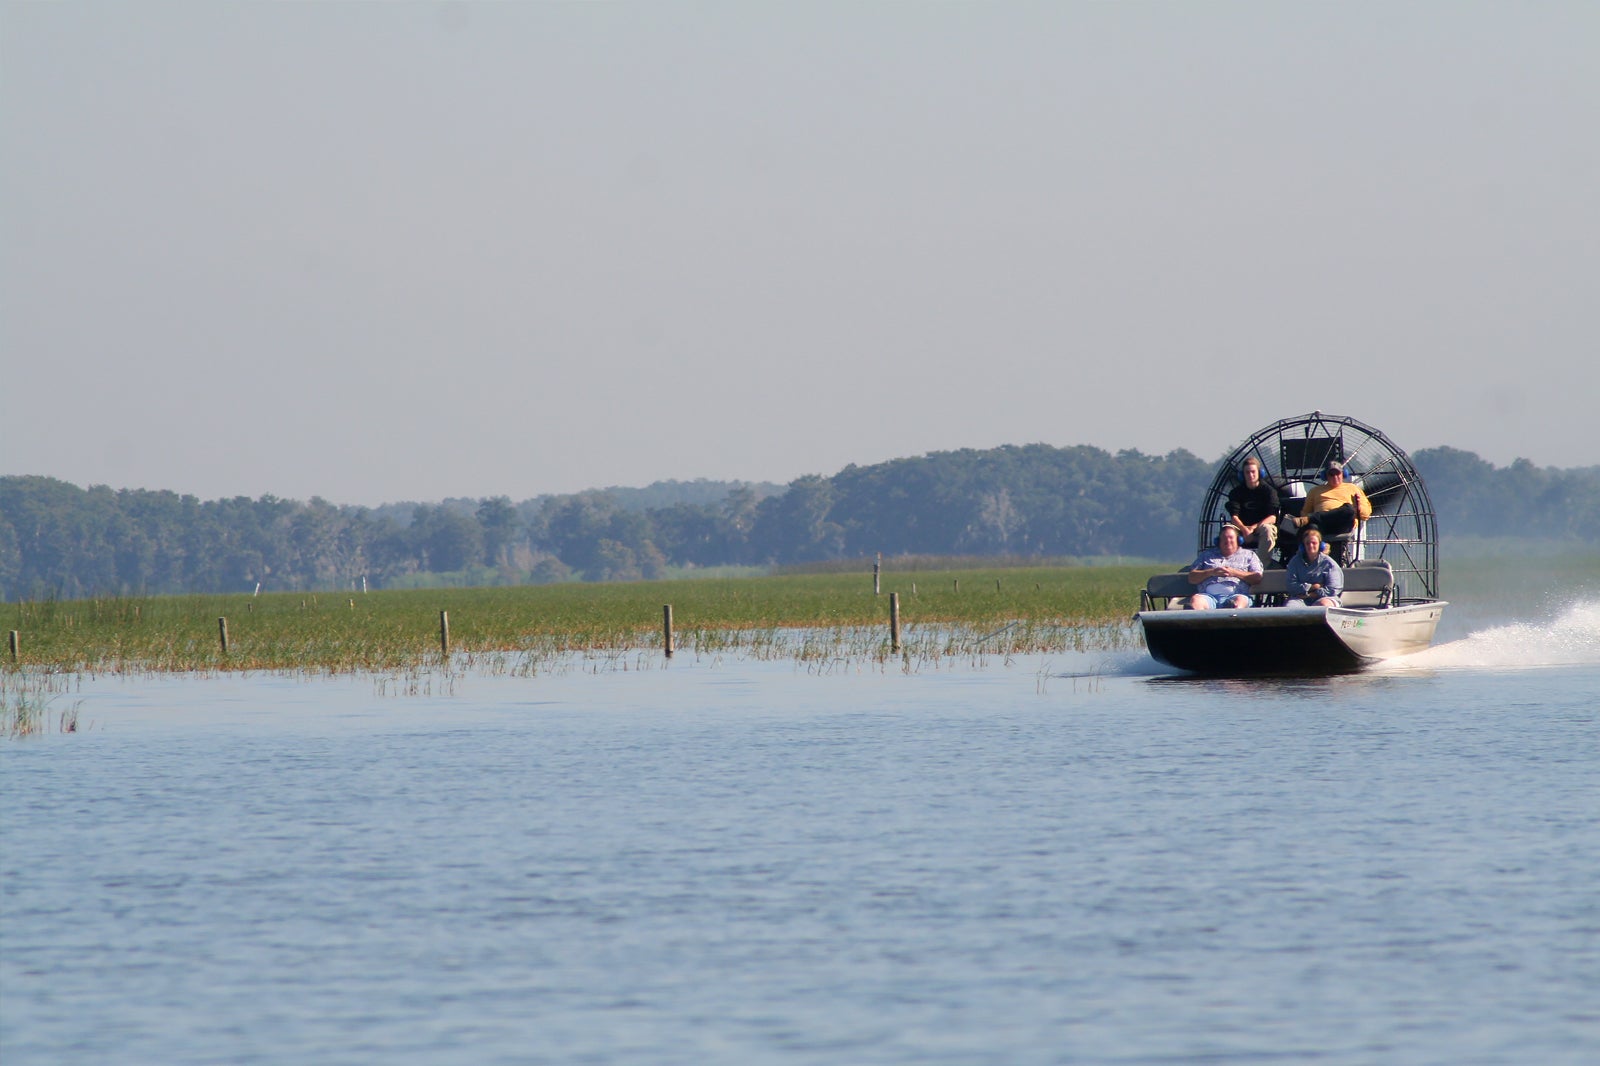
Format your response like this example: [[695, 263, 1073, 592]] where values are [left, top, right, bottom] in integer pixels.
[[1225, 491, 1249, 530]]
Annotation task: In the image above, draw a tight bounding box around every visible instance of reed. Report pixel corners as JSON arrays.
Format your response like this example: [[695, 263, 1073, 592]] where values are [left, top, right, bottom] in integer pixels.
[[1, 565, 1152, 676], [2, 672, 82, 736]]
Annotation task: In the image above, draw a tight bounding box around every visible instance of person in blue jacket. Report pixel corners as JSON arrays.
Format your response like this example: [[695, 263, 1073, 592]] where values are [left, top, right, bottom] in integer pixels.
[[1285, 527, 1344, 606]]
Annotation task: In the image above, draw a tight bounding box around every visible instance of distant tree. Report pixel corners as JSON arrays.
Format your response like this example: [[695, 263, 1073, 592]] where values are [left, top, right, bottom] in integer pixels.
[[972, 487, 1021, 552], [287, 498, 344, 588], [0, 476, 91, 597], [538, 493, 618, 574], [752, 475, 844, 562], [1413, 447, 1500, 539], [370, 522, 423, 584], [647, 503, 726, 567], [411, 505, 484, 573], [528, 555, 573, 585], [111, 490, 170, 592], [721, 485, 762, 562], [591, 539, 641, 582], [476, 496, 522, 567], [636, 539, 668, 580]]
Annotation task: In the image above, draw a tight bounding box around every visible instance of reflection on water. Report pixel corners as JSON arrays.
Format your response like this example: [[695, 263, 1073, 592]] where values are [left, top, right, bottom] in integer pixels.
[[1146, 672, 1395, 697]]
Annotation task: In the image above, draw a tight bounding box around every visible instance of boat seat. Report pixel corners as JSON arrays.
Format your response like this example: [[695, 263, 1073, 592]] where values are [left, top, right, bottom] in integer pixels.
[[1341, 561, 1396, 607], [1141, 560, 1393, 611]]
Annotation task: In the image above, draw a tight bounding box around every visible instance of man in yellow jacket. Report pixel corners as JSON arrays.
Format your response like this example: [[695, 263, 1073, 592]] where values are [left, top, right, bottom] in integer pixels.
[[1282, 460, 1371, 564]]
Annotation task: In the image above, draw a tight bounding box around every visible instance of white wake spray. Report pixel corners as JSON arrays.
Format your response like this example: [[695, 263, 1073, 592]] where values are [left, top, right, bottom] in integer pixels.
[[1398, 599, 1600, 670]]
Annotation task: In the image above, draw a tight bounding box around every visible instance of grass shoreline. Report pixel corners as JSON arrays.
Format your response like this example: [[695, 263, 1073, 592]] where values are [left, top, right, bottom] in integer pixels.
[[2, 564, 1156, 676], [3, 565, 1157, 733]]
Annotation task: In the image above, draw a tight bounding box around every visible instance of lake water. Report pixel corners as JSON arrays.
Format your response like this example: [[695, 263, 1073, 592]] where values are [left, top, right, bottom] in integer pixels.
[[4, 602, 1599, 1064]]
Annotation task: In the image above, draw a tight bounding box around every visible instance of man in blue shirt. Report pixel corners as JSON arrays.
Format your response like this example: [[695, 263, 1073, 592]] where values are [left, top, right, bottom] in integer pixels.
[[1186, 525, 1264, 609]]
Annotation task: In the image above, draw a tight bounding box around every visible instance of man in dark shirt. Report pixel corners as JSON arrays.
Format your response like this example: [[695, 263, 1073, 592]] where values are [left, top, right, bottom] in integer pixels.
[[1226, 456, 1280, 570]]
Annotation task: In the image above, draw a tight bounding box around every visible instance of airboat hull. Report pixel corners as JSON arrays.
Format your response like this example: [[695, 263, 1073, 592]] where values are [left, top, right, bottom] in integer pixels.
[[1138, 600, 1446, 676]]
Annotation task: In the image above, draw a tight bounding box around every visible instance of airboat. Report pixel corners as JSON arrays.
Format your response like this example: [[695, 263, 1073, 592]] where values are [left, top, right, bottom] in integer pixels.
[[1137, 412, 1447, 676]]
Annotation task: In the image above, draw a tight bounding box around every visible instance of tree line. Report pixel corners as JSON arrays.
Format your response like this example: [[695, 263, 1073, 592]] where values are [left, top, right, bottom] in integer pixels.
[[2, 444, 1594, 600]]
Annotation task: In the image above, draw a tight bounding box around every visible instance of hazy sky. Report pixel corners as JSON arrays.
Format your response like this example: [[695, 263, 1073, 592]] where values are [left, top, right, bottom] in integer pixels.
[[4, 2, 1596, 506]]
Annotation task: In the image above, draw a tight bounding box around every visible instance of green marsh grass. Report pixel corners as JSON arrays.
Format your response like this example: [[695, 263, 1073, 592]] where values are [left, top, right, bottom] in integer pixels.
[[3, 565, 1155, 676]]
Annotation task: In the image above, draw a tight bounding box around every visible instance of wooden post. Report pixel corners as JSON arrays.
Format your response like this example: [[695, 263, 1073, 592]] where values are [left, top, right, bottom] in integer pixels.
[[954, 578, 960, 594], [8, 630, 18, 662], [439, 610, 450, 658], [874, 553, 881, 595], [218, 617, 229, 655], [663, 604, 675, 658], [996, 579, 1001, 592], [889, 592, 901, 651]]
